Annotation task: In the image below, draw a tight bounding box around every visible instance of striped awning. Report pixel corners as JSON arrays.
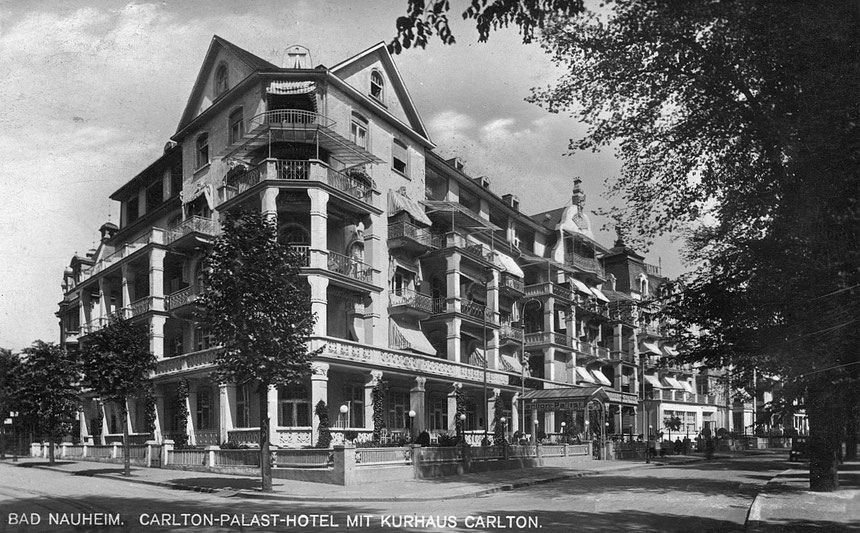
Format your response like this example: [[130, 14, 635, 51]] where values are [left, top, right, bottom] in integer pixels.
[[590, 368, 613, 386], [644, 374, 663, 388], [678, 380, 695, 394], [569, 277, 592, 296], [590, 286, 610, 303], [640, 341, 662, 355], [576, 367, 596, 384], [495, 252, 524, 278], [267, 80, 316, 94], [500, 353, 523, 374], [388, 188, 432, 226], [392, 320, 436, 356], [662, 376, 684, 390]]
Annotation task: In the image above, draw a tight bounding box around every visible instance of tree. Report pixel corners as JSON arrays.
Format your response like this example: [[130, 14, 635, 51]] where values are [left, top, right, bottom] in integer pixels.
[[492, 395, 507, 446], [17, 342, 80, 466], [664, 415, 682, 442], [198, 210, 319, 492], [0, 348, 20, 459], [314, 400, 332, 449], [525, 0, 859, 491], [81, 315, 156, 476], [388, 0, 585, 53]]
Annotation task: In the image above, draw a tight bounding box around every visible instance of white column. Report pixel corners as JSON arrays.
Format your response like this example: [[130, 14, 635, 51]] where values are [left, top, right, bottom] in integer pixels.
[[153, 393, 165, 443], [260, 187, 279, 222], [219, 383, 235, 444], [186, 387, 198, 446], [308, 189, 329, 269], [150, 316, 166, 360], [267, 385, 278, 445], [308, 276, 329, 336], [121, 264, 132, 309], [486, 269, 500, 370], [149, 247, 165, 312], [310, 362, 329, 443], [448, 382, 461, 434], [410, 376, 426, 437]]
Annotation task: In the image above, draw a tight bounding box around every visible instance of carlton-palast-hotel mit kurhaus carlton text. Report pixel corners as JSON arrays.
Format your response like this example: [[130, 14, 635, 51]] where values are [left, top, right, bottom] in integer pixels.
[[55, 36, 757, 451]]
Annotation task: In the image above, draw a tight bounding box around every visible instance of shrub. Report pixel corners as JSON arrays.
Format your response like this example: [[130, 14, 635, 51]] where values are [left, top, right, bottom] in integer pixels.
[[436, 434, 459, 447], [315, 400, 331, 449], [343, 430, 359, 442], [415, 431, 431, 446]]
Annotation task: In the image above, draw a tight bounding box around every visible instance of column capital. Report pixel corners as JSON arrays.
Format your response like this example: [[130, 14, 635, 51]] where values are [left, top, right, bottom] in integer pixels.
[[412, 376, 426, 392], [311, 362, 330, 378], [367, 370, 384, 386]]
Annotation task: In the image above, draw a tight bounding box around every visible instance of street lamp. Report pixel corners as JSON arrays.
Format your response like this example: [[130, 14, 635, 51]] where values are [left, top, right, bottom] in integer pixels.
[[339, 404, 349, 430], [500, 417, 507, 447], [561, 421, 567, 444], [647, 425, 653, 463], [533, 417, 539, 443], [459, 413, 467, 443], [408, 410, 416, 441]]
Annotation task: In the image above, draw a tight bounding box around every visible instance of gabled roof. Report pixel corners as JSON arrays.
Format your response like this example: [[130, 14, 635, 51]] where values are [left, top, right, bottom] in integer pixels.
[[175, 35, 278, 134], [329, 42, 430, 142]]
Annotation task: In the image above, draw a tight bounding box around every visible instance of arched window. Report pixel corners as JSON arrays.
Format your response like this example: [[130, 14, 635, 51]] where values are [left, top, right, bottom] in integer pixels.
[[215, 64, 229, 96], [195, 132, 209, 169], [638, 274, 649, 296], [370, 70, 384, 101]]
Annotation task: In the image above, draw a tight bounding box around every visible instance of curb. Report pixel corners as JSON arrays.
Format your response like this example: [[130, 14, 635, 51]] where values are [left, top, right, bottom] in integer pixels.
[[744, 468, 794, 533]]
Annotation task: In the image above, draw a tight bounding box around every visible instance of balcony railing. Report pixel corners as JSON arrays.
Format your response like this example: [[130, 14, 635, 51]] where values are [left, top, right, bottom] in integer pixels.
[[461, 300, 497, 324], [432, 297, 448, 314], [609, 350, 635, 363], [222, 159, 373, 204], [645, 262, 662, 277], [90, 232, 153, 276], [389, 290, 433, 313], [165, 286, 197, 310], [121, 297, 153, 318], [388, 221, 436, 248], [327, 251, 374, 284], [166, 216, 218, 244], [253, 109, 334, 129], [499, 322, 524, 342], [525, 331, 575, 349], [525, 282, 572, 302], [500, 272, 525, 294], [565, 253, 605, 278], [288, 245, 310, 267]]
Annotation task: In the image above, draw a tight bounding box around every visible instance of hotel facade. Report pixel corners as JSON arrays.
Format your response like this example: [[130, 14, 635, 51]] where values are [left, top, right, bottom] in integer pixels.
[[57, 36, 734, 449]]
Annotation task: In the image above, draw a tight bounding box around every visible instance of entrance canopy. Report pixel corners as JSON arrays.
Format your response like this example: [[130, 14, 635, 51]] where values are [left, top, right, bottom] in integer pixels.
[[522, 386, 639, 412]]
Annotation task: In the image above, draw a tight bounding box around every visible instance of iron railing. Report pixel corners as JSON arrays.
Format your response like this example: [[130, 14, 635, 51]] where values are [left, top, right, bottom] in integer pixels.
[[326, 250, 374, 284]]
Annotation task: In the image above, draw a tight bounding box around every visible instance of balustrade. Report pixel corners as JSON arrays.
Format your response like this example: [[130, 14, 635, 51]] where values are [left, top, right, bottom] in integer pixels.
[[389, 289, 433, 313], [326, 250, 374, 284]]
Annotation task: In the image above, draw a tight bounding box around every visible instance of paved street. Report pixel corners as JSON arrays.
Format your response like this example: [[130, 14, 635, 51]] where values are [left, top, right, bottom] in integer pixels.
[[0, 455, 792, 532]]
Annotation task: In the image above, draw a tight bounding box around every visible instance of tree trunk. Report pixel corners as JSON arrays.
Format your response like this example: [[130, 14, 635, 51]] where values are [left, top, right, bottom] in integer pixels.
[[123, 401, 131, 477], [845, 409, 858, 461], [259, 384, 272, 492], [47, 421, 55, 466], [1, 423, 6, 460], [807, 386, 841, 492]]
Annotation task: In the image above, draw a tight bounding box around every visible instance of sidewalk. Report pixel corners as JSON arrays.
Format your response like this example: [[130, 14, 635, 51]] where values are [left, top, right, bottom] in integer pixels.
[[746, 460, 860, 532]]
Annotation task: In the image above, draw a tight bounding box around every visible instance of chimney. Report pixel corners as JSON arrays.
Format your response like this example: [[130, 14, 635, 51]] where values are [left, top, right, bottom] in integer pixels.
[[502, 193, 520, 211], [572, 178, 586, 207]]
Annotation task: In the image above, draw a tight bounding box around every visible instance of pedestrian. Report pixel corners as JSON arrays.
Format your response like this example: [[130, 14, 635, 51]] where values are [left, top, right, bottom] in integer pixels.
[[682, 436, 691, 455], [674, 437, 683, 455]]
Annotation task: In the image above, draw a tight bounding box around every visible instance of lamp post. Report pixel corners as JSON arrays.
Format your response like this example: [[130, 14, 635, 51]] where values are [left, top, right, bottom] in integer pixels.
[[500, 417, 507, 448], [647, 424, 653, 463], [533, 417, 539, 443], [561, 421, 567, 444], [408, 410, 416, 442], [339, 404, 349, 429], [459, 413, 467, 444]]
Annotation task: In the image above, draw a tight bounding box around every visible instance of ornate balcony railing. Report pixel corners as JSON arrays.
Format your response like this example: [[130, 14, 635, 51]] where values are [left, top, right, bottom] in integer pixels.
[[500, 272, 525, 294], [499, 322, 524, 342], [165, 216, 218, 244], [253, 109, 334, 129], [525, 282, 572, 302], [389, 289, 433, 313], [121, 297, 153, 318], [90, 232, 153, 276], [432, 297, 448, 314], [564, 252, 605, 278], [525, 331, 575, 349], [165, 287, 197, 310], [154, 347, 222, 377], [326, 251, 374, 284], [461, 300, 497, 324], [288, 245, 310, 267], [388, 221, 436, 248]]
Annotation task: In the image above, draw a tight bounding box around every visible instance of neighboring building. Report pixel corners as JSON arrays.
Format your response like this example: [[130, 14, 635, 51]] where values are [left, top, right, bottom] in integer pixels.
[[57, 36, 730, 448]]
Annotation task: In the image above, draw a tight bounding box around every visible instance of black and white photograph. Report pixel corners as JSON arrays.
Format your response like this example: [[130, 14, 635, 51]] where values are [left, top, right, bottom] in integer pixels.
[[0, 1, 858, 531]]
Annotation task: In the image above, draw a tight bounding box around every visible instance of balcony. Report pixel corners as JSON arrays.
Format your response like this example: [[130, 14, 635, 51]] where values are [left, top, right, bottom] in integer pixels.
[[524, 282, 572, 302], [388, 222, 438, 253], [575, 294, 610, 319], [499, 272, 525, 296], [429, 298, 499, 327], [499, 322, 524, 344], [326, 250, 375, 285], [288, 245, 310, 267], [429, 233, 495, 266], [388, 289, 433, 319], [645, 262, 662, 277], [608, 350, 635, 363], [579, 341, 611, 362], [220, 158, 377, 213], [154, 346, 222, 377], [524, 331, 576, 350], [565, 252, 605, 278], [121, 296, 154, 319], [165, 216, 218, 249]]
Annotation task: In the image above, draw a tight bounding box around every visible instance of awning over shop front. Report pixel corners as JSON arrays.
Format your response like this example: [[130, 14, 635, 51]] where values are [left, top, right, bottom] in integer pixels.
[[644, 374, 663, 388], [640, 341, 662, 355], [590, 368, 613, 386], [392, 320, 436, 356], [661, 376, 684, 390], [576, 367, 597, 384], [495, 252, 524, 278], [388, 187, 432, 226]]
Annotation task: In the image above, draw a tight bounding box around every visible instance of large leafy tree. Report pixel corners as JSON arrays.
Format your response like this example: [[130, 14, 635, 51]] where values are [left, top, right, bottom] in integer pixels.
[[17, 342, 80, 466], [525, 0, 859, 491], [81, 315, 156, 476], [198, 210, 319, 492], [0, 348, 20, 459]]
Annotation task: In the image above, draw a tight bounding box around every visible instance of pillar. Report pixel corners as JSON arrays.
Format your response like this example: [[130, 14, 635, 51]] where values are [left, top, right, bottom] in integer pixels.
[[543, 411, 555, 439], [364, 370, 383, 433], [308, 189, 329, 269], [446, 317, 462, 363], [98, 399, 109, 445], [543, 347, 556, 382], [446, 253, 461, 313], [487, 388, 500, 436], [260, 187, 279, 222], [121, 264, 132, 309], [310, 362, 329, 443], [219, 383, 235, 444], [486, 269, 500, 370], [98, 278, 109, 321], [511, 392, 521, 435], [186, 387, 198, 446], [448, 382, 461, 434], [150, 315, 166, 360], [78, 408, 90, 444], [308, 276, 329, 336], [267, 385, 279, 445], [410, 376, 426, 437], [149, 246, 165, 312], [363, 215, 382, 345]]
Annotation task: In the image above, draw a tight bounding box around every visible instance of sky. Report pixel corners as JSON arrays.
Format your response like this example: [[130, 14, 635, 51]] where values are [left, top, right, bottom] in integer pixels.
[[0, 0, 685, 351]]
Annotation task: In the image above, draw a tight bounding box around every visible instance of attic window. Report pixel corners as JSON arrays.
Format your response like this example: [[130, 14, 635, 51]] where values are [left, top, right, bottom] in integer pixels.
[[215, 65, 229, 96], [370, 70, 384, 102]]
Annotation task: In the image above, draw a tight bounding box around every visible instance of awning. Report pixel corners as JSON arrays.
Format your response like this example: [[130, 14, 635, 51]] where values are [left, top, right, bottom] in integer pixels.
[[388, 187, 432, 226], [422, 200, 501, 232], [180, 182, 214, 210], [500, 353, 523, 374], [576, 367, 597, 384], [661, 344, 679, 357], [590, 368, 613, 387], [569, 277, 592, 296], [644, 375, 663, 388], [662, 376, 684, 390], [590, 286, 610, 303], [392, 320, 436, 356], [267, 80, 316, 95], [469, 347, 487, 367], [640, 341, 662, 355], [678, 380, 695, 394], [495, 252, 524, 278], [390, 256, 420, 276]]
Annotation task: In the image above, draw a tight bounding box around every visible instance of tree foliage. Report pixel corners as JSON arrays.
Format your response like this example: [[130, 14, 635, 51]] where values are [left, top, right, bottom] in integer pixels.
[[315, 400, 332, 449], [0, 348, 19, 458], [492, 395, 507, 445], [388, 0, 584, 53], [81, 315, 156, 405], [528, 0, 859, 491], [18, 342, 80, 464]]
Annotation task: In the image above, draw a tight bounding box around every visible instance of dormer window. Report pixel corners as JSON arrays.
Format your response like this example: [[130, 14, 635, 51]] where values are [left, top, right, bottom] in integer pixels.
[[215, 64, 229, 96], [370, 70, 384, 102]]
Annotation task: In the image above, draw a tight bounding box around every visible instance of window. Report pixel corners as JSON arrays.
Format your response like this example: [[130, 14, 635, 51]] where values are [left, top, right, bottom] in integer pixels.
[[370, 70, 384, 101], [429, 395, 448, 431], [169, 165, 182, 198], [215, 64, 229, 96], [145, 179, 163, 213], [196, 388, 212, 429], [194, 325, 213, 351], [392, 138, 408, 175], [126, 196, 140, 225], [236, 384, 251, 428], [229, 108, 244, 144], [344, 384, 364, 428], [195, 133, 209, 170], [350, 112, 368, 149], [387, 389, 410, 430], [278, 384, 310, 427]]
